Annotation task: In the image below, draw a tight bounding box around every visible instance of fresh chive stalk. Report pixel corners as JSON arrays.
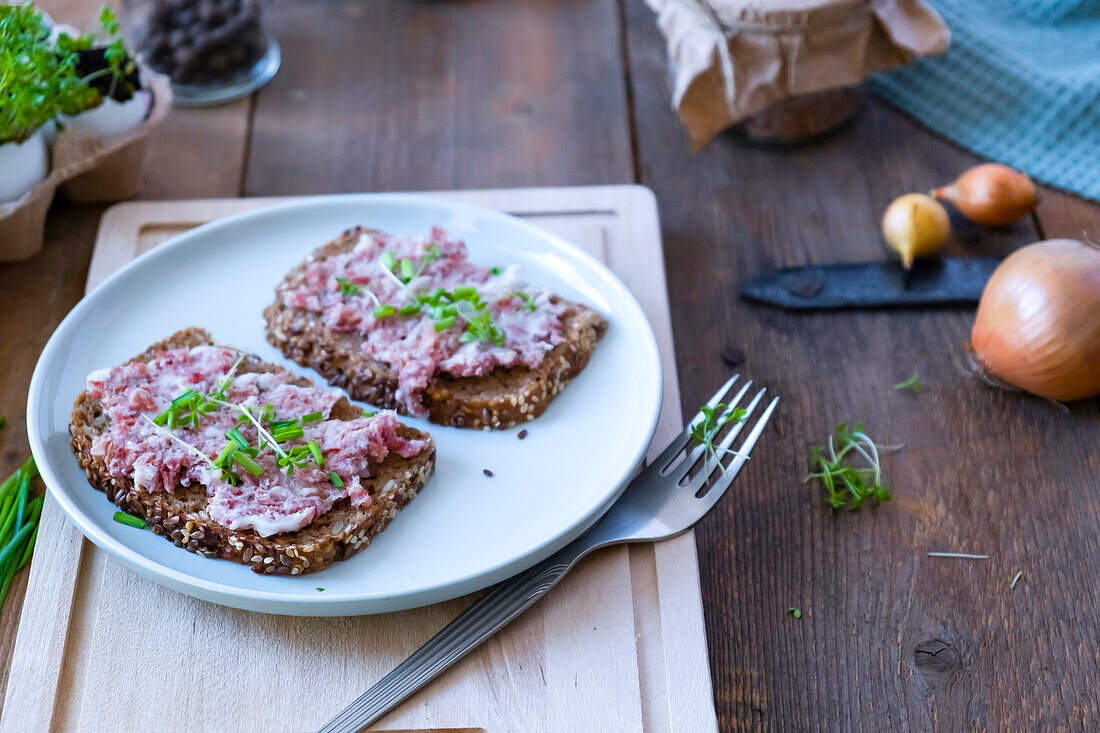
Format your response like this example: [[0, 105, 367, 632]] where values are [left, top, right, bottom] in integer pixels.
[[113, 511, 145, 529], [307, 440, 325, 467], [329, 472, 344, 488], [301, 411, 323, 423], [233, 452, 265, 477]]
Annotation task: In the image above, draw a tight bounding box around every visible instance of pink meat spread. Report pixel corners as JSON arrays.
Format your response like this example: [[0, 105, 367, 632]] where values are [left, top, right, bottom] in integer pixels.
[[284, 226, 574, 416], [85, 345, 429, 537]]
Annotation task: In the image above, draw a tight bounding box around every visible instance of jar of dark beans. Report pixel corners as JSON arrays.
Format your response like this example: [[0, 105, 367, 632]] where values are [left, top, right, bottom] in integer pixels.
[[125, 0, 279, 105]]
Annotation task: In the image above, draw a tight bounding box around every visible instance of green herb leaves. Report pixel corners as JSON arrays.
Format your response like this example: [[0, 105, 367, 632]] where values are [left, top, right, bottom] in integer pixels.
[[689, 402, 747, 473], [0, 3, 136, 143], [893, 372, 922, 394], [805, 423, 896, 511], [337, 277, 362, 297]]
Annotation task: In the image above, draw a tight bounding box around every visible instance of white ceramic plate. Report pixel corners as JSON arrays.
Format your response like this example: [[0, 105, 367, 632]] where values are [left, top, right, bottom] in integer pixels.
[[27, 195, 662, 615]]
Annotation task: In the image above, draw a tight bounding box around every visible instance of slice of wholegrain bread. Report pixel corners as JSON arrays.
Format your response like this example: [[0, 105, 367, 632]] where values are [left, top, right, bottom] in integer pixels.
[[69, 327, 436, 575], [263, 226, 608, 430]]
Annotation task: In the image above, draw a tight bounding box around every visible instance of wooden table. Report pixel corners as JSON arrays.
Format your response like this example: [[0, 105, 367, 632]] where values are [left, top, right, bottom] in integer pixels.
[[3, 1, 1098, 730]]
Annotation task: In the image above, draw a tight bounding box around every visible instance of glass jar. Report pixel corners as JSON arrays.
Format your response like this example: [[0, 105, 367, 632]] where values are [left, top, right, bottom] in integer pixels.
[[122, 0, 280, 106], [727, 85, 865, 148]]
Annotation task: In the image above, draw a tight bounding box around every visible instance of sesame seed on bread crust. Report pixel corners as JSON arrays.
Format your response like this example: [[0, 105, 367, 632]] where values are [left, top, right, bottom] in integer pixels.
[[68, 327, 436, 575], [263, 226, 608, 430]]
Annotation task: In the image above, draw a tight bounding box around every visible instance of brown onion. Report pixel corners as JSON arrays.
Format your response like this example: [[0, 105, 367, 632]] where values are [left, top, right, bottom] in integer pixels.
[[971, 239, 1100, 402], [933, 164, 1037, 226]]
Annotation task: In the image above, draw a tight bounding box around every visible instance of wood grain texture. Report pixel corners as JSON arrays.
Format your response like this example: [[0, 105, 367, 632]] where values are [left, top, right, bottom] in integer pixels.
[[623, 1, 1100, 730], [244, 0, 634, 194]]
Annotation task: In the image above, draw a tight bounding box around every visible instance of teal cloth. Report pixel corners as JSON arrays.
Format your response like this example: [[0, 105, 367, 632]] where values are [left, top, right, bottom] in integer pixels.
[[871, 0, 1100, 202]]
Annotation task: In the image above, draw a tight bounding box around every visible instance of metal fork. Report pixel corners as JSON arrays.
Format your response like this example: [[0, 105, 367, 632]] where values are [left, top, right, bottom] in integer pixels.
[[317, 375, 779, 733]]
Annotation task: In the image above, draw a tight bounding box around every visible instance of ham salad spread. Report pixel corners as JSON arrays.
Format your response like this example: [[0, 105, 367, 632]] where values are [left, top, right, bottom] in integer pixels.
[[284, 226, 574, 417], [85, 345, 428, 537]]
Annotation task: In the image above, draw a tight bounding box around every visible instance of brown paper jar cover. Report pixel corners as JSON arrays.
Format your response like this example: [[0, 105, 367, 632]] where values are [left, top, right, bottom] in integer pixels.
[[647, 0, 950, 148]]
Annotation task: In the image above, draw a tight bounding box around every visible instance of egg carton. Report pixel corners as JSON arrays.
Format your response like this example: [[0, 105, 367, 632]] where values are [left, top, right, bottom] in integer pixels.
[[0, 68, 172, 262]]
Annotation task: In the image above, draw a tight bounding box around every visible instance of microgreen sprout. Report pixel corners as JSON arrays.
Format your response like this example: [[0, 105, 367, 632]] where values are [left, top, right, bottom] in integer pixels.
[[804, 423, 898, 511], [513, 291, 537, 311], [336, 277, 361, 296], [787, 607, 802, 619], [893, 372, 922, 394], [689, 403, 748, 474]]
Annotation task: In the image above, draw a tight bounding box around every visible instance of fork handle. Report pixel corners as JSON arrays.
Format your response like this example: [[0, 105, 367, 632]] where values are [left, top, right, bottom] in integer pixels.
[[316, 540, 592, 733]]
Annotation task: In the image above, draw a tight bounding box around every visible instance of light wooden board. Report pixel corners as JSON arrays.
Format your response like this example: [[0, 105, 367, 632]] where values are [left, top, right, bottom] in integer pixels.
[[1, 185, 717, 733]]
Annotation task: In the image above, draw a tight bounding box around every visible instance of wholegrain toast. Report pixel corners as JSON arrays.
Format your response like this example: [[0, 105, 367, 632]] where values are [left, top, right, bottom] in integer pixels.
[[69, 327, 436, 575], [264, 226, 608, 430]]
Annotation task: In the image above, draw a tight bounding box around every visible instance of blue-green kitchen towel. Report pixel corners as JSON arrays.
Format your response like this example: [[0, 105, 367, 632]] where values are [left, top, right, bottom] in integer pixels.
[[871, 0, 1100, 201]]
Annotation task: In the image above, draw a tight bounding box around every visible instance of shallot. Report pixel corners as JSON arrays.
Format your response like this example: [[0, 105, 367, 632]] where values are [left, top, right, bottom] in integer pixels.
[[933, 164, 1037, 227]]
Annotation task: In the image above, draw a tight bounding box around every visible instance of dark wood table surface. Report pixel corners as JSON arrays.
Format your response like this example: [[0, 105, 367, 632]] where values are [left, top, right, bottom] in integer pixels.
[[3, 1, 1099, 730]]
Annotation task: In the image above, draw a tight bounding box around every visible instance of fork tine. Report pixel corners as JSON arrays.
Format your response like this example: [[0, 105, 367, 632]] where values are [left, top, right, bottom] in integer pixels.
[[682, 385, 770, 493], [673, 378, 752, 477], [656, 374, 742, 472], [698, 395, 780, 510]]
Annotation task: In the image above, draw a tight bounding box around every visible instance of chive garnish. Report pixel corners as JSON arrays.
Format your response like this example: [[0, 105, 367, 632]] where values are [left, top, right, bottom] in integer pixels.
[[398, 304, 421, 316], [380, 251, 397, 271], [226, 428, 249, 449], [329, 471, 344, 488], [308, 440, 325, 467], [152, 410, 169, 426], [215, 442, 238, 468], [301, 411, 323, 423], [399, 258, 416, 282], [453, 285, 477, 300], [233, 452, 265, 477], [113, 511, 145, 529], [172, 389, 199, 406], [514, 291, 537, 311], [373, 304, 395, 318], [434, 315, 456, 332], [362, 409, 375, 418], [273, 425, 305, 442]]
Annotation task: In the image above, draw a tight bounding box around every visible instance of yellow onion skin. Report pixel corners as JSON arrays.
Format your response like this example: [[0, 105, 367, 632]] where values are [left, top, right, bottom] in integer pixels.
[[971, 239, 1100, 402]]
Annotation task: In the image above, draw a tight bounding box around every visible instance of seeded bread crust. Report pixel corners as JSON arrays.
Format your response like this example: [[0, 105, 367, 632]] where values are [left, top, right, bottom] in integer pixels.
[[263, 226, 609, 430], [69, 327, 436, 575]]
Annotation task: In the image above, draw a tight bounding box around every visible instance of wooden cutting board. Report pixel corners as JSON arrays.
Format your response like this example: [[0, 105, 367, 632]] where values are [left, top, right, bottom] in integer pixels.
[[1, 185, 717, 733]]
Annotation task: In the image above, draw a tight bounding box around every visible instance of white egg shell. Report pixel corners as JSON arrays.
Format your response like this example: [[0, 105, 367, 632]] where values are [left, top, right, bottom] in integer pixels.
[[0, 130, 49, 203], [64, 90, 152, 138]]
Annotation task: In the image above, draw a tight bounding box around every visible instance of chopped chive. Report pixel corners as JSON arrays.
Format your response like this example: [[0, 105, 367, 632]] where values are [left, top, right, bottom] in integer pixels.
[[273, 425, 305, 442], [373, 304, 396, 318], [329, 471, 344, 488], [243, 446, 259, 457], [152, 409, 169, 426], [113, 511, 145, 529], [167, 404, 180, 429], [380, 251, 397, 271], [398, 304, 421, 316], [172, 389, 199, 406], [434, 315, 456, 332], [308, 440, 325, 467], [226, 428, 249, 449], [215, 442, 238, 468], [453, 285, 477, 300], [233, 452, 265, 477], [399, 258, 416, 282], [301, 411, 323, 423], [490, 266, 502, 275], [362, 409, 375, 418]]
